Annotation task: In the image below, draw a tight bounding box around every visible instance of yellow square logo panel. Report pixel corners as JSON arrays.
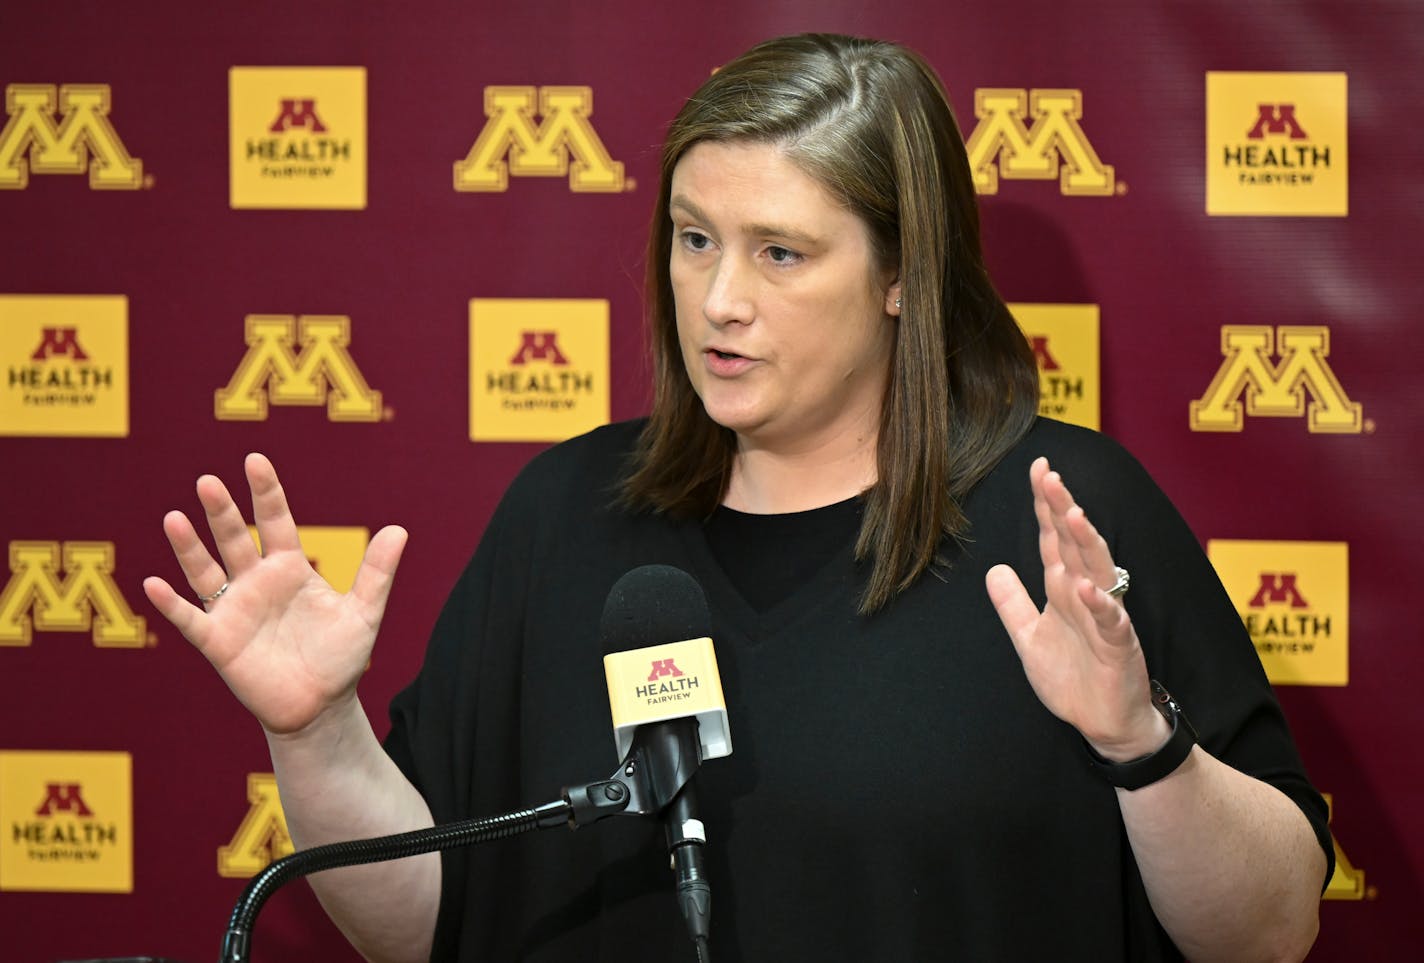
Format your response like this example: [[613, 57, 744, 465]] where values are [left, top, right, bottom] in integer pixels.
[[0, 295, 128, 437], [0, 750, 132, 892], [1009, 303, 1100, 431], [1206, 72, 1347, 216], [230, 67, 366, 209], [470, 299, 610, 442], [1207, 539, 1348, 685]]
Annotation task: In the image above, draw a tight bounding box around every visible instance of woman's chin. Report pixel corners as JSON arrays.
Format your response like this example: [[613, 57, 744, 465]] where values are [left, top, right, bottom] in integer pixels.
[[699, 401, 765, 437]]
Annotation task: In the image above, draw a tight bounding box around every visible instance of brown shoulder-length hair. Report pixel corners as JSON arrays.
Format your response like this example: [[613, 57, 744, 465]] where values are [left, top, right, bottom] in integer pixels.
[[622, 33, 1038, 614]]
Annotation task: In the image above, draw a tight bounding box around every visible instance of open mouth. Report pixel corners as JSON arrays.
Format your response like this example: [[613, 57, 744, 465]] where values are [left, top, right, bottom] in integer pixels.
[[710, 349, 742, 360]]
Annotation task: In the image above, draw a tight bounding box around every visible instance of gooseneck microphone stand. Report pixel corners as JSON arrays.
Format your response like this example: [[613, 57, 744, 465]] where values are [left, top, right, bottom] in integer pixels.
[[219, 801, 573, 963], [220, 720, 709, 963]]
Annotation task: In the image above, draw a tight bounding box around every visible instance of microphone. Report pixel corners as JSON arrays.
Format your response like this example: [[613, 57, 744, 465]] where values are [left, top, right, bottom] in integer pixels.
[[600, 564, 731, 764], [598, 565, 730, 959]]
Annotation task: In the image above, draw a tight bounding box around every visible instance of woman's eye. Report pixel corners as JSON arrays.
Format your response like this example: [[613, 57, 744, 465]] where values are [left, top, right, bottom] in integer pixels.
[[766, 245, 800, 265], [681, 231, 712, 252]]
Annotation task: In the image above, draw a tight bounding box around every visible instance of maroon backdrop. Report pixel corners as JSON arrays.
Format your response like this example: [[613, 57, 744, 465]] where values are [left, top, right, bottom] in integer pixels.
[[2, 1, 1419, 959]]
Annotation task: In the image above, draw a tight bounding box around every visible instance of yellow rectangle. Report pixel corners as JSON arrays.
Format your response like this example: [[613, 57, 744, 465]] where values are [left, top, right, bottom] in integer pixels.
[[469, 298, 611, 442], [604, 637, 725, 729], [0, 750, 133, 892], [1206, 72, 1348, 217], [1009, 303, 1100, 431], [1207, 539, 1348, 685], [230, 67, 367, 209], [0, 295, 128, 437]]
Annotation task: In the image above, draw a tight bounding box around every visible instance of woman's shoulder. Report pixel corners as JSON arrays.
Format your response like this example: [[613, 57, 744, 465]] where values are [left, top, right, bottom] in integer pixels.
[[504, 418, 648, 505], [527, 417, 647, 468], [981, 417, 1164, 511]]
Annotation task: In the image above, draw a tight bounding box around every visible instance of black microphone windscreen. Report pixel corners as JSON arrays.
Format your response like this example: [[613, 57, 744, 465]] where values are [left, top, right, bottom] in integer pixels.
[[599, 565, 713, 656]]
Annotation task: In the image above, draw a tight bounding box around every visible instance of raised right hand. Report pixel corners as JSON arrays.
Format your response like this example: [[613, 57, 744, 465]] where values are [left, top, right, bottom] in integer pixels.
[[142, 453, 408, 736]]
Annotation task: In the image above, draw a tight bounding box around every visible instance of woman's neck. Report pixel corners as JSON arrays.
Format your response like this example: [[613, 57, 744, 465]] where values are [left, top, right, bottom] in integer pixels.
[[723, 424, 878, 514]]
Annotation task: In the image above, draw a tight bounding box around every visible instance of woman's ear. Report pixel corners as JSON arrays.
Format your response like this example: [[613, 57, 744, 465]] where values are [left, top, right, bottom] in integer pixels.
[[885, 277, 903, 317]]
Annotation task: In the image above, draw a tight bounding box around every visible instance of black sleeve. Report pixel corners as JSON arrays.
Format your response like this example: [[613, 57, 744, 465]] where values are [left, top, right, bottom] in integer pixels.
[[382, 458, 542, 957], [380, 420, 644, 957]]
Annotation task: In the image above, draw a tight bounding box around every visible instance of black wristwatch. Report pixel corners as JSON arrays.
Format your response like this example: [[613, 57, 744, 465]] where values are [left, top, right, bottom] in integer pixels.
[[1085, 680, 1198, 791]]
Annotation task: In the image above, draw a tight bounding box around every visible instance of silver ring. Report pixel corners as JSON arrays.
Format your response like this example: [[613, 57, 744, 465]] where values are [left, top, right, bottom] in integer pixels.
[[198, 581, 230, 604], [1106, 566, 1130, 599]]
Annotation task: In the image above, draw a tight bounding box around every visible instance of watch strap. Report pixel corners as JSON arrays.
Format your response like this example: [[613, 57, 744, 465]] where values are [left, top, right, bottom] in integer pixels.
[[1084, 680, 1198, 791]]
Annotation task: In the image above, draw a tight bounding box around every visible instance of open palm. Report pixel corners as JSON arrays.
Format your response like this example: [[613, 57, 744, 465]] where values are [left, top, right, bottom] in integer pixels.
[[143, 453, 407, 735]]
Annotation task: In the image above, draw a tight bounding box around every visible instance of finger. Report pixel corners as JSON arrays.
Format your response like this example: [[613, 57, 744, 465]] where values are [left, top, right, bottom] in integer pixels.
[[194, 473, 262, 576], [349, 525, 409, 620], [1075, 576, 1136, 648], [1029, 458, 1063, 572], [142, 575, 210, 650], [245, 453, 304, 555], [985, 563, 1040, 648], [1041, 467, 1116, 590], [1040, 468, 1090, 578], [162, 509, 229, 599], [1063, 504, 1118, 593]]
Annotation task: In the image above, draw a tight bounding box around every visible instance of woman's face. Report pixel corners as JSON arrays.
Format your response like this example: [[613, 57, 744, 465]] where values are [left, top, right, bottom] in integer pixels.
[[668, 141, 900, 454]]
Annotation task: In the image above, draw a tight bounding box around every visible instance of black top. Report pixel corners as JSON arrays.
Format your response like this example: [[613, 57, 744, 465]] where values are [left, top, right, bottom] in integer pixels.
[[384, 417, 1333, 962], [704, 497, 863, 613]]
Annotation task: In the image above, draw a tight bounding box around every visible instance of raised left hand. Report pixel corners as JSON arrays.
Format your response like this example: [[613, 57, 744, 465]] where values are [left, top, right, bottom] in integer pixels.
[[985, 457, 1168, 762]]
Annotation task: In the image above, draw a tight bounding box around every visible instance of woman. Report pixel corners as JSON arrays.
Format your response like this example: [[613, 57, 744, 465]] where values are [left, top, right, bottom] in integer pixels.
[[146, 34, 1329, 961]]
